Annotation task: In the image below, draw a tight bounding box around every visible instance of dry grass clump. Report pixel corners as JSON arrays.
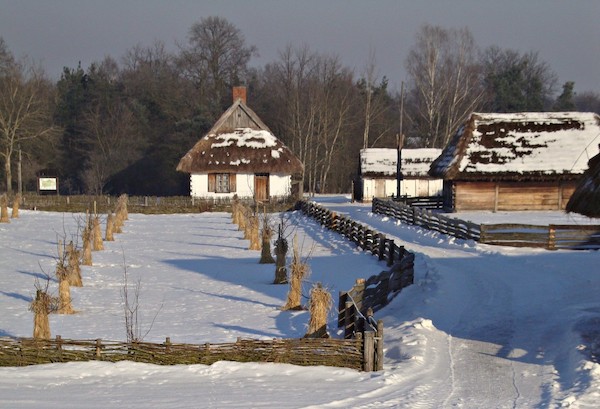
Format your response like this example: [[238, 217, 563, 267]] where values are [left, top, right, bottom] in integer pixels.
[[0, 194, 9, 223], [283, 237, 309, 310], [305, 283, 332, 338], [11, 193, 20, 219]]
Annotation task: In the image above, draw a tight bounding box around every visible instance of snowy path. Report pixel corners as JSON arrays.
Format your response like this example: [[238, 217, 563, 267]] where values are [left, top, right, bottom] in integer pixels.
[[312, 198, 599, 408]]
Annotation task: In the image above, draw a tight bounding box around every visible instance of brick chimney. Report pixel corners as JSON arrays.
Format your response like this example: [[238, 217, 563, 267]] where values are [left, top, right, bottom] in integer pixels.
[[232, 86, 247, 104]]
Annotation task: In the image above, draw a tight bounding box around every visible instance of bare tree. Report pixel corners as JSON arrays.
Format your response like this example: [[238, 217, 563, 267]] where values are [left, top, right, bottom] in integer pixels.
[[82, 99, 142, 194], [405, 25, 484, 148], [0, 60, 58, 193], [178, 16, 257, 115]]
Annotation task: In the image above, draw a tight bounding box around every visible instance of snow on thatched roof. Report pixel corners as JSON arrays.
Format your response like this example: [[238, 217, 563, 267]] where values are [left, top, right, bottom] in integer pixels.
[[429, 112, 600, 181], [360, 148, 442, 178], [177, 99, 303, 175], [566, 153, 600, 217]]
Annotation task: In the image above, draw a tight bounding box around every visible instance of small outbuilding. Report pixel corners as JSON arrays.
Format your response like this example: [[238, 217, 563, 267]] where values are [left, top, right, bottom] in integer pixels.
[[358, 148, 443, 201], [177, 87, 304, 201], [429, 112, 600, 212], [566, 152, 600, 217]]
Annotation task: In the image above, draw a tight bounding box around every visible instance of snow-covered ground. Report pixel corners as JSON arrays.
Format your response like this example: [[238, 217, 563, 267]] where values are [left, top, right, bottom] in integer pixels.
[[1, 197, 599, 408]]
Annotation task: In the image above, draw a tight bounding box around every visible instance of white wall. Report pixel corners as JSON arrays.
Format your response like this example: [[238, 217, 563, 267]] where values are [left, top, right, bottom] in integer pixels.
[[269, 174, 292, 197], [361, 178, 443, 201], [190, 173, 292, 199]]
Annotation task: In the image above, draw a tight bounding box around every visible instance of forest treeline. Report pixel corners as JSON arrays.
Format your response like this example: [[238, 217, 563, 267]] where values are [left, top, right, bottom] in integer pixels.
[[1, 17, 599, 196]]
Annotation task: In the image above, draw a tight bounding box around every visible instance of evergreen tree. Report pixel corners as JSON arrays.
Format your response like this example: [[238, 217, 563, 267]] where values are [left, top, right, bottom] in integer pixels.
[[553, 81, 576, 111]]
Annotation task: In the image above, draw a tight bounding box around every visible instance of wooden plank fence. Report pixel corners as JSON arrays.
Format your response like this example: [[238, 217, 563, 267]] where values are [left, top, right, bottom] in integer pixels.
[[298, 200, 417, 371], [0, 336, 363, 370], [373, 198, 600, 250]]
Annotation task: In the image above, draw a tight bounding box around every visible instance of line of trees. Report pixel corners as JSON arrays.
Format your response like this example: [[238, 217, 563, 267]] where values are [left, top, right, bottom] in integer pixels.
[[1, 19, 599, 196]]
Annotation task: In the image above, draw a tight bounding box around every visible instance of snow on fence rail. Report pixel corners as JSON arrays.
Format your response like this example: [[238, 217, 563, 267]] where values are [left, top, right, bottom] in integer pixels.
[[373, 198, 600, 250], [0, 336, 363, 370]]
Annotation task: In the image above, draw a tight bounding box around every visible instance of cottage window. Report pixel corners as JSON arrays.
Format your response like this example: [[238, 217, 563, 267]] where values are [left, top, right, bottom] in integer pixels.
[[208, 173, 236, 193]]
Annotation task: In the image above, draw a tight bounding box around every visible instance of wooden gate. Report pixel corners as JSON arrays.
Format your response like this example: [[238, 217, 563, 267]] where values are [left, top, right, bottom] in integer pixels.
[[254, 174, 269, 202]]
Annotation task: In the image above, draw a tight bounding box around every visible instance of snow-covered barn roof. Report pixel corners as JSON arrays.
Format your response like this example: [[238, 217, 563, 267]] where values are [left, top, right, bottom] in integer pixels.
[[429, 112, 600, 181], [566, 153, 600, 217], [177, 99, 303, 175], [360, 148, 442, 178]]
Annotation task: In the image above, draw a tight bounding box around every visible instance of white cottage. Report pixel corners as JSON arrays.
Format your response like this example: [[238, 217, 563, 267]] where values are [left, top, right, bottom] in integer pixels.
[[359, 148, 443, 201], [177, 87, 304, 201]]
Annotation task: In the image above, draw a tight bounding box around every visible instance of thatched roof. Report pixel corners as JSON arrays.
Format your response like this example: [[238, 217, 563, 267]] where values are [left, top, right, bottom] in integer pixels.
[[177, 99, 303, 175], [566, 153, 600, 217], [360, 148, 442, 178], [429, 112, 600, 181]]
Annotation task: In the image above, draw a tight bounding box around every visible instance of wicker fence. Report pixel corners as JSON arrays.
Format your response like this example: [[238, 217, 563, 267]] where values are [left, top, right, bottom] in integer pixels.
[[17, 194, 295, 214], [0, 336, 363, 370], [373, 198, 600, 250]]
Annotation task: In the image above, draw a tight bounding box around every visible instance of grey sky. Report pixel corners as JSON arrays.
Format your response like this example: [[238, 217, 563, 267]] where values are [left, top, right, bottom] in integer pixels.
[[1, 0, 599, 94]]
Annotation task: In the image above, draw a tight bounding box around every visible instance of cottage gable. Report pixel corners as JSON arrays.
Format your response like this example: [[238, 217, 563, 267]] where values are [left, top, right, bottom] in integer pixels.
[[176, 96, 303, 175], [430, 112, 600, 181]]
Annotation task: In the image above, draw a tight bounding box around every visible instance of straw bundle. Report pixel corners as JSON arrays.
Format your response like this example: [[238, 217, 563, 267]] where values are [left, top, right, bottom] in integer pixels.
[[0, 194, 9, 223], [11, 193, 20, 218], [105, 213, 115, 241], [232, 196, 240, 225], [29, 289, 57, 339], [249, 215, 261, 250], [92, 215, 104, 251], [259, 218, 275, 264], [239, 206, 248, 234], [81, 217, 93, 266], [283, 237, 309, 310], [305, 283, 332, 338], [113, 213, 123, 233], [66, 241, 83, 287], [56, 262, 74, 314]]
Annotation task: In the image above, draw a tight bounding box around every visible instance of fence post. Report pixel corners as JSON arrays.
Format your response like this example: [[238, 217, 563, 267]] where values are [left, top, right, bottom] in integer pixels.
[[378, 234, 386, 261], [387, 240, 395, 267], [56, 335, 62, 360], [344, 300, 355, 339], [353, 279, 365, 313], [363, 331, 375, 372], [95, 339, 102, 358], [376, 320, 384, 371], [165, 337, 171, 353], [548, 226, 556, 250], [338, 291, 347, 328]]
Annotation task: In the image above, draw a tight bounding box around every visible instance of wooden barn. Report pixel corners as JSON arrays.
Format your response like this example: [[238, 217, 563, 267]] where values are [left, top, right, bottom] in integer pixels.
[[358, 148, 443, 201], [566, 152, 600, 217], [429, 112, 600, 212], [177, 87, 303, 201]]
